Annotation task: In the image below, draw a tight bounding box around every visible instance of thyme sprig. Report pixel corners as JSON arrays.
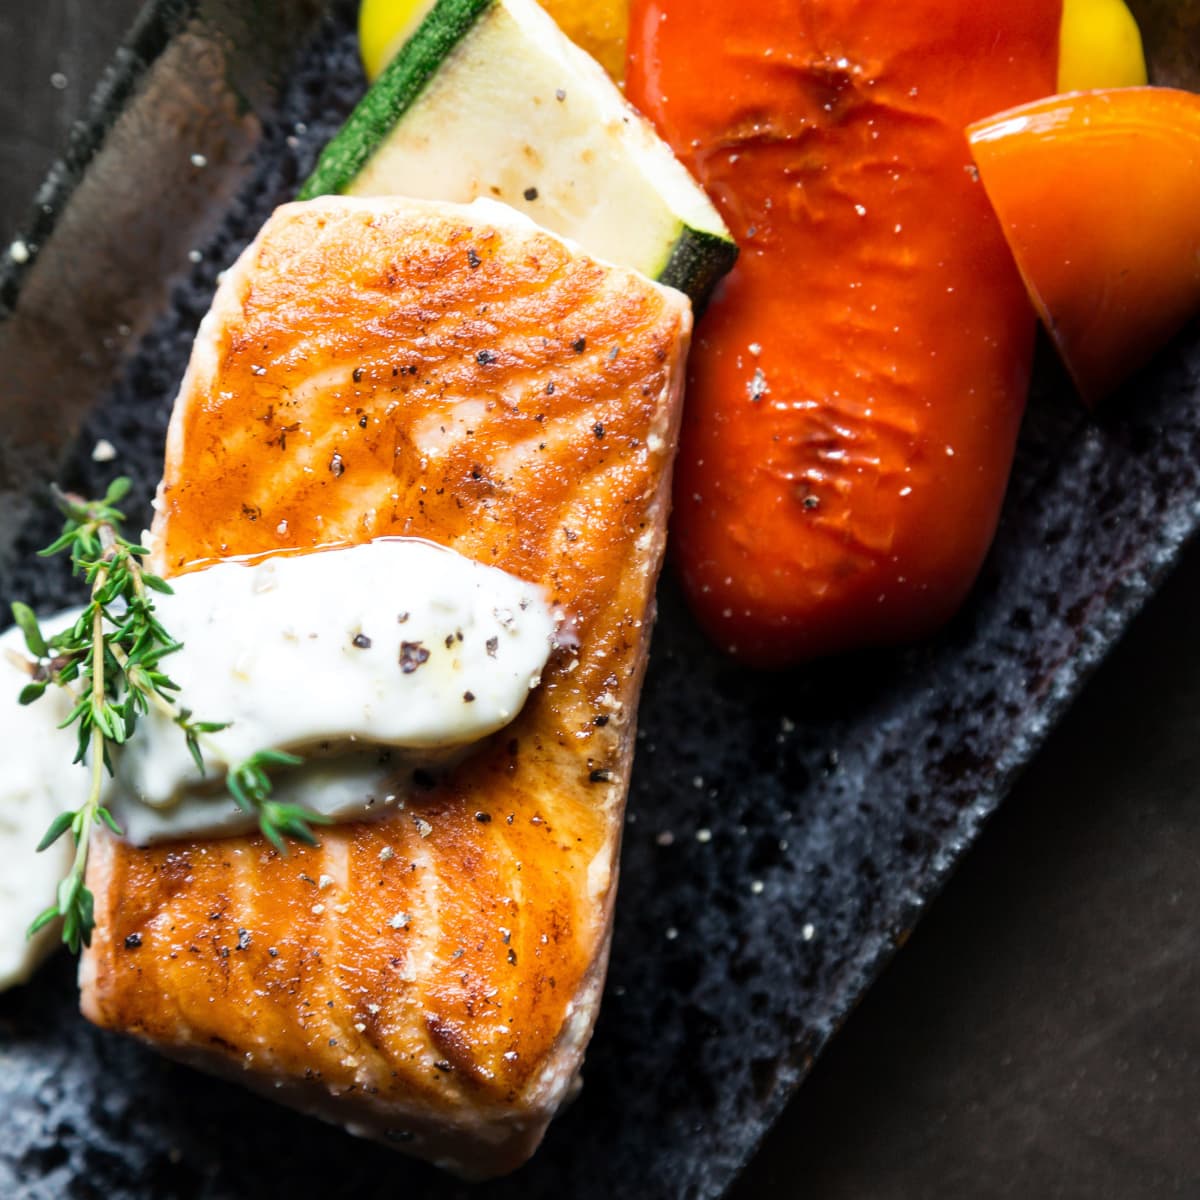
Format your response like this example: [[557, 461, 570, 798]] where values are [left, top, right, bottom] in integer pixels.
[[15, 478, 329, 953]]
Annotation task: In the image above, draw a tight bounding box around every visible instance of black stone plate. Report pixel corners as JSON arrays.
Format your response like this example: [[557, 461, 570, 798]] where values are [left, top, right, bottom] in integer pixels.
[[1, 4, 1197, 1198]]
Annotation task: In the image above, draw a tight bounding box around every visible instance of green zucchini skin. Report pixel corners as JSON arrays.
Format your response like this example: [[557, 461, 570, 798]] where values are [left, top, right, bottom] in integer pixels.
[[659, 227, 739, 313], [299, 0, 494, 201]]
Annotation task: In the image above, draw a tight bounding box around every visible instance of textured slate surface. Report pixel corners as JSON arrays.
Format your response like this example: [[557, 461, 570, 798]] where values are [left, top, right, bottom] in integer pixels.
[[730, 536, 1200, 1199], [1, 3, 1199, 1198]]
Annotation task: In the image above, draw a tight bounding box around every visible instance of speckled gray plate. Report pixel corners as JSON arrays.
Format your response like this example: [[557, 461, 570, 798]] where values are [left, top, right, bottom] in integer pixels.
[[2, 3, 1198, 1198]]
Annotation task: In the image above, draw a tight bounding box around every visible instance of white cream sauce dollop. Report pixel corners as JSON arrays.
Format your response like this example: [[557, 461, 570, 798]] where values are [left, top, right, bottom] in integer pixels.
[[0, 538, 556, 989], [117, 538, 555, 818]]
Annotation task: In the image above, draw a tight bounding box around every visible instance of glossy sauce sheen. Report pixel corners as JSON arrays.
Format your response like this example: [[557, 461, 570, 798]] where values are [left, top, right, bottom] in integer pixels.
[[627, 0, 1061, 664], [79, 196, 691, 1176]]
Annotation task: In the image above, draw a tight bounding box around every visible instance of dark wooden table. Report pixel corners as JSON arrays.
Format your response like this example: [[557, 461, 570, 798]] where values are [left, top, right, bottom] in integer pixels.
[[2, 4, 1197, 1196]]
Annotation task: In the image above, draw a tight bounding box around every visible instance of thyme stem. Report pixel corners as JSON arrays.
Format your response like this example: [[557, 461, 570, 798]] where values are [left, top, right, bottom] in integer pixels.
[[16, 478, 329, 953]]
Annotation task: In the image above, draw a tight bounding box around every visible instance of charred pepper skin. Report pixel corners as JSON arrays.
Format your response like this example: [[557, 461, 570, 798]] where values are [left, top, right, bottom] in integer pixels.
[[627, 0, 1061, 666]]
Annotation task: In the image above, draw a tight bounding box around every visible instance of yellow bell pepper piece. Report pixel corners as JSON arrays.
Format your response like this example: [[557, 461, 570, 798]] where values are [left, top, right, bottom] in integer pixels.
[[1058, 0, 1148, 91], [359, 0, 434, 83]]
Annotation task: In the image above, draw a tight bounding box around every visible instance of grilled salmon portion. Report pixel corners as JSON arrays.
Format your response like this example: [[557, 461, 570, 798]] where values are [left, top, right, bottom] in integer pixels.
[[78, 196, 691, 1177]]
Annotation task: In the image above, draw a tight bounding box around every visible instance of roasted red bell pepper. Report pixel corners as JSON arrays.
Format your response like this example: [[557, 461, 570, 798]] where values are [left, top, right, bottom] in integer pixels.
[[969, 87, 1200, 406], [627, 1, 1061, 665]]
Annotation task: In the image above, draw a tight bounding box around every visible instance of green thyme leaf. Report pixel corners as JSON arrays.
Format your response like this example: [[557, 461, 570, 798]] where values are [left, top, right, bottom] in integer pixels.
[[36, 809, 76, 852], [11, 601, 48, 658], [27, 905, 60, 938], [104, 477, 132, 505]]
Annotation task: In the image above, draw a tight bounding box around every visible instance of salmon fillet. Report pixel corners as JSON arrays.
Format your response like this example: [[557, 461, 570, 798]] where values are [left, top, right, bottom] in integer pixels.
[[78, 195, 691, 1177]]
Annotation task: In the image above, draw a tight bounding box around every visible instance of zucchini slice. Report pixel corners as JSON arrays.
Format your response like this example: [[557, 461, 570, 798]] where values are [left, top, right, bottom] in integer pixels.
[[300, 0, 736, 306]]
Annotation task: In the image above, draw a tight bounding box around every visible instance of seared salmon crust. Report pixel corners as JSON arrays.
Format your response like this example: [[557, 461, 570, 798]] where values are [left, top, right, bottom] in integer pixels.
[[79, 196, 691, 1177]]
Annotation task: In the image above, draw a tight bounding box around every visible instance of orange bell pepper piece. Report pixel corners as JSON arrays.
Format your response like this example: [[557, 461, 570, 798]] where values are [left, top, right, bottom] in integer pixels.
[[968, 87, 1200, 406]]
